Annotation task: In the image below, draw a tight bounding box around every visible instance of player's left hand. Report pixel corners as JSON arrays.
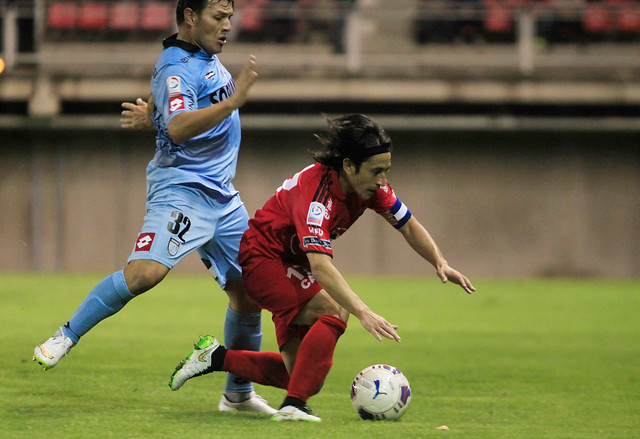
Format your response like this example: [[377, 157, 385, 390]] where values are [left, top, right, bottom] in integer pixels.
[[121, 98, 152, 129], [228, 55, 258, 110], [436, 263, 476, 294]]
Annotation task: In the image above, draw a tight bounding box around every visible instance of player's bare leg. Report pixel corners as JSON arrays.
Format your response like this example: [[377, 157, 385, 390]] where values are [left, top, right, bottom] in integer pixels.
[[123, 259, 170, 294]]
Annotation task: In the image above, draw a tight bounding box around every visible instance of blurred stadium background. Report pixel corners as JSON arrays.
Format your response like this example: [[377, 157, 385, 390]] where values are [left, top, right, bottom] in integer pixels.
[[1, 0, 639, 277]]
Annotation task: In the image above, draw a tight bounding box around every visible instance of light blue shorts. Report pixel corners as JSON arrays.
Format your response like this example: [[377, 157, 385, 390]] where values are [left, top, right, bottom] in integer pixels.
[[128, 184, 248, 289]]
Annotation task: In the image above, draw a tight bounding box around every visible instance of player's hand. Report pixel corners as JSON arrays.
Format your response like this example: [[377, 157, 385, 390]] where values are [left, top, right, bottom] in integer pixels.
[[121, 98, 152, 129], [358, 309, 401, 342], [228, 55, 258, 110], [436, 263, 476, 294]]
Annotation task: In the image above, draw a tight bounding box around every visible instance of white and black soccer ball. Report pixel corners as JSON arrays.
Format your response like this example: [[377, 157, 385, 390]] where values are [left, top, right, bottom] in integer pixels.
[[350, 364, 411, 421]]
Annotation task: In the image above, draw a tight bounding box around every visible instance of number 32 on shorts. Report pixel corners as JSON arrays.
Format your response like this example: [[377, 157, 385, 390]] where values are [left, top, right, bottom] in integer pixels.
[[167, 210, 191, 243], [286, 265, 316, 289]]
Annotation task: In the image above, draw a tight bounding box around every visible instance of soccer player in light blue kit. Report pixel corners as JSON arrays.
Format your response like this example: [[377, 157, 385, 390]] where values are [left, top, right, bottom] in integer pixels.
[[33, 0, 276, 415]]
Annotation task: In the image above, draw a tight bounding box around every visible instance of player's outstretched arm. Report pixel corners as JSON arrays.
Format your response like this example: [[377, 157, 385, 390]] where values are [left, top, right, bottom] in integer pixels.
[[398, 216, 476, 294], [307, 252, 401, 342], [121, 95, 154, 130]]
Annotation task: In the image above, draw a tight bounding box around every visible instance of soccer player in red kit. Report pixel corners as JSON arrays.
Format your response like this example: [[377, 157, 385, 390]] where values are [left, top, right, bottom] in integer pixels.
[[169, 114, 476, 421]]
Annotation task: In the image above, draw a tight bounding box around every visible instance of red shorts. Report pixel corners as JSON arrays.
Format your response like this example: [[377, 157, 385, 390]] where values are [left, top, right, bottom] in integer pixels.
[[242, 256, 322, 349]]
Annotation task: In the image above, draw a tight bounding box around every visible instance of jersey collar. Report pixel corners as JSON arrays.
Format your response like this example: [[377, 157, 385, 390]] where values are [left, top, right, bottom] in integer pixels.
[[162, 33, 201, 53]]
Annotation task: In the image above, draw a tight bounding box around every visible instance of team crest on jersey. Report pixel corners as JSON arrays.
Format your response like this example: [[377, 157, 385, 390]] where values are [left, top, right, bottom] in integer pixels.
[[306, 202, 326, 227], [167, 238, 181, 256], [134, 233, 155, 252], [167, 76, 185, 114]]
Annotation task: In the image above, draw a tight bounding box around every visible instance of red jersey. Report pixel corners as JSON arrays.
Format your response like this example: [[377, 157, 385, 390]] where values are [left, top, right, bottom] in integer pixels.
[[239, 162, 412, 269]]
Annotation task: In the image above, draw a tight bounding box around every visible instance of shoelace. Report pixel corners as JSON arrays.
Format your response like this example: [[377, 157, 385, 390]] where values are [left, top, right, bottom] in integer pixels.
[[47, 333, 72, 357]]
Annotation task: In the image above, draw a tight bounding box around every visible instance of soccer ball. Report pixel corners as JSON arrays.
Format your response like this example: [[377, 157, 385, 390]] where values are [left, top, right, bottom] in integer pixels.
[[350, 364, 411, 421]]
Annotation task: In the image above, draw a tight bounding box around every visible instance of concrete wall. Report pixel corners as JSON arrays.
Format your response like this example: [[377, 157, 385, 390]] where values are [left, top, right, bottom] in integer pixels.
[[2, 127, 639, 278]]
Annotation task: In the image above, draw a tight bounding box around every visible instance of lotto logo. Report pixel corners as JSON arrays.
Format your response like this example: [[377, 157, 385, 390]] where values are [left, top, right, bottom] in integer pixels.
[[134, 233, 155, 251], [169, 96, 185, 114]]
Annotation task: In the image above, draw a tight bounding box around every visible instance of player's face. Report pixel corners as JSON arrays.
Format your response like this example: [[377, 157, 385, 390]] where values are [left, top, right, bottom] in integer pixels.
[[343, 153, 392, 200], [191, 1, 233, 55]]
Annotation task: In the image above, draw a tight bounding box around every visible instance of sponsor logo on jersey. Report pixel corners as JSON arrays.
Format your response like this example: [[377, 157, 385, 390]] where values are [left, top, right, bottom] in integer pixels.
[[302, 236, 331, 249], [167, 76, 181, 91], [167, 76, 185, 114], [208, 80, 235, 104], [308, 227, 324, 237], [169, 96, 185, 114], [306, 201, 326, 227], [134, 233, 155, 251]]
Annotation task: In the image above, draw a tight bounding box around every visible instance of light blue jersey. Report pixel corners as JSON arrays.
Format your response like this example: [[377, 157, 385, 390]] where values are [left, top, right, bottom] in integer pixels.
[[128, 34, 249, 288], [149, 34, 241, 201]]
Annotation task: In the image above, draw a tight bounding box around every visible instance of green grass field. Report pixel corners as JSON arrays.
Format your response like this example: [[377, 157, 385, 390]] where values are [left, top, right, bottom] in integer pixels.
[[2, 273, 639, 438]]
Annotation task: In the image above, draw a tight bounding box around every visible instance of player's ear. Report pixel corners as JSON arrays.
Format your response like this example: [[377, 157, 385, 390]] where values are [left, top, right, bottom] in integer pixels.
[[184, 7, 197, 25], [343, 158, 356, 176]]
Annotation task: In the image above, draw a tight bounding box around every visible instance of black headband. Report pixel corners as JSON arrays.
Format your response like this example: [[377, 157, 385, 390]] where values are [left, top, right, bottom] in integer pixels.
[[349, 142, 392, 161]]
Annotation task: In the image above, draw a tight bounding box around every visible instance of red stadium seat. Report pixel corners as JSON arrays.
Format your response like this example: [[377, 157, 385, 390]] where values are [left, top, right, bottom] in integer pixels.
[[617, 5, 640, 33], [236, 0, 268, 33], [47, 2, 78, 30], [110, 3, 140, 31], [582, 4, 613, 34], [77, 2, 109, 30], [141, 2, 173, 32], [484, 4, 513, 33]]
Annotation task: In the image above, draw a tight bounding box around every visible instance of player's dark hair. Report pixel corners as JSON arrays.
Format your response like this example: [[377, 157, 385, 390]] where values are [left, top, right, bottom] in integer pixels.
[[176, 0, 234, 26], [311, 114, 392, 173]]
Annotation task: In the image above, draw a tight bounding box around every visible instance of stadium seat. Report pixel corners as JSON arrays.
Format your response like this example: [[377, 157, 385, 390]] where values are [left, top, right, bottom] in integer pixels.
[[238, 0, 268, 33], [484, 4, 513, 34], [582, 4, 613, 34], [616, 5, 640, 33], [47, 1, 78, 30], [77, 2, 109, 30], [141, 2, 173, 32], [109, 3, 140, 31]]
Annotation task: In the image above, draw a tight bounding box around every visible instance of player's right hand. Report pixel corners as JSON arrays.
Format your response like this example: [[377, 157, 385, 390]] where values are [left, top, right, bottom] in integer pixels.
[[121, 98, 152, 130], [359, 309, 401, 342]]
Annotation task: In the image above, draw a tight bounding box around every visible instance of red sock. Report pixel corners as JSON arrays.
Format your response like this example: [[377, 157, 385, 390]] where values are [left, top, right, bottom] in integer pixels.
[[286, 314, 347, 402], [223, 350, 289, 390]]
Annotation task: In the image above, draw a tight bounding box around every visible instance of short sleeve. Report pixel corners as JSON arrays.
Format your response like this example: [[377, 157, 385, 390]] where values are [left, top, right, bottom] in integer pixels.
[[153, 64, 198, 124], [290, 180, 334, 256], [373, 183, 412, 229]]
